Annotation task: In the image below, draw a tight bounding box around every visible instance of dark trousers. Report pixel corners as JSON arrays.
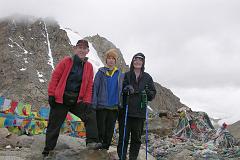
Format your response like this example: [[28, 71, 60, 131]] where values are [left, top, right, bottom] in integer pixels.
[[44, 102, 99, 151], [96, 108, 118, 150], [117, 112, 144, 160]]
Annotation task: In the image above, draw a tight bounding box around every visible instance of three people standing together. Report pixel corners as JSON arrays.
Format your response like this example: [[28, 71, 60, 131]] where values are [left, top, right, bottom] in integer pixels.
[[43, 39, 156, 160]]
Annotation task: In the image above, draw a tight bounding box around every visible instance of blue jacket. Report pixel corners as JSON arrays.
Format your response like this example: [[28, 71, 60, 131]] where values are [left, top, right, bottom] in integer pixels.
[[92, 67, 123, 109]]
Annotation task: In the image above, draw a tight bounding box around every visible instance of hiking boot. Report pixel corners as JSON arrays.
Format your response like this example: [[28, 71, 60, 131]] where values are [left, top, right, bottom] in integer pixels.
[[42, 150, 49, 157], [86, 142, 102, 150], [42, 150, 54, 157], [99, 143, 109, 150]]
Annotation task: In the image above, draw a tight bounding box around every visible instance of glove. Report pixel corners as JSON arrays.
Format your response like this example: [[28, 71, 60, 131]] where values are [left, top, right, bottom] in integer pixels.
[[123, 85, 134, 94], [144, 85, 155, 101], [84, 102, 92, 107], [145, 85, 151, 95], [48, 96, 55, 108]]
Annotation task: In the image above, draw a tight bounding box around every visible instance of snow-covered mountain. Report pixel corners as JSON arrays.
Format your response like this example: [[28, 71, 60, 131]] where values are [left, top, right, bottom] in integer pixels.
[[0, 15, 186, 113]]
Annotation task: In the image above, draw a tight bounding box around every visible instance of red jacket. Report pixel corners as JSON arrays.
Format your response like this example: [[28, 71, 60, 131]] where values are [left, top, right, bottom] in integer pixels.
[[48, 56, 93, 104]]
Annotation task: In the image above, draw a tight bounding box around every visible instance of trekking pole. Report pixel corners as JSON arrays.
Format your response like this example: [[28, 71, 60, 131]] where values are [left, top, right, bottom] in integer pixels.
[[142, 89, 148, 160], [146, 104, 148, 160], [121, 93, 129, 160]]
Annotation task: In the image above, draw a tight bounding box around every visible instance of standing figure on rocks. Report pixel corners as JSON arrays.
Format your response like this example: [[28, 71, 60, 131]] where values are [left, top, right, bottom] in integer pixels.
[[117, 53, 156, 160], [42, 39, 101, 157], [92, 49, 123, 150]]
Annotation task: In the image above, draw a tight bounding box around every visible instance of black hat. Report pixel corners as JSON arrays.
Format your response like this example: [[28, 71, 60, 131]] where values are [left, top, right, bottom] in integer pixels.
[[76, 39, 89, 48], [133, 52, 145, 61]]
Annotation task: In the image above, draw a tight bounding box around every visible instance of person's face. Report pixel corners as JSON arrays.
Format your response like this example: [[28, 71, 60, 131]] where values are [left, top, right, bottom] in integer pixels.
[[133, 57, 143, 69], [106, 57, 116, 68], [73, 45, 89, 60]]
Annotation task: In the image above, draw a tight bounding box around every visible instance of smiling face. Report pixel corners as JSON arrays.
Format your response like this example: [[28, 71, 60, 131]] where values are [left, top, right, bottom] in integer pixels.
[[133, 57, 144, 69], [73, 45, 89, 60]]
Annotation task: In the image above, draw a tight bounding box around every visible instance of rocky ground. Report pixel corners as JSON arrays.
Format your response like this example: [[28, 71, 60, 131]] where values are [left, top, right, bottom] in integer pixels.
[[1, 125, 240, 160], [0, 128, 155, 160]]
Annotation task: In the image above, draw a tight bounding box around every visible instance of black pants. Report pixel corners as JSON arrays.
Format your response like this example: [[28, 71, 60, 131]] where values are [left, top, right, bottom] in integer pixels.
[[117, 111, 144, 160], [96, 108, 118, 150], [44, 102, 99, 151]]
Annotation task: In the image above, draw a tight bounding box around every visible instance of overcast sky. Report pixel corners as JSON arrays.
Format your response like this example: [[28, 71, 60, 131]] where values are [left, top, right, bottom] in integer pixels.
[[1, 0, 240, 124]]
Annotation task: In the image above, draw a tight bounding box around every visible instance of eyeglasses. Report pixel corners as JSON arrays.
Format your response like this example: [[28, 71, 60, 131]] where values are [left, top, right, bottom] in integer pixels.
[[133, 57, 144, 61]]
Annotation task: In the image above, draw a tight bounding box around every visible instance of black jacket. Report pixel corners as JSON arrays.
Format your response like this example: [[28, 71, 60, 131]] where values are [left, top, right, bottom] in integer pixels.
[[65, 55, 84, 93], [122, 71, 156, 118]]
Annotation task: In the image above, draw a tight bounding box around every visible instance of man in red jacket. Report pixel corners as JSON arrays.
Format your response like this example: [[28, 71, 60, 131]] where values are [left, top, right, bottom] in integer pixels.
[[42, 39, 101, 157]]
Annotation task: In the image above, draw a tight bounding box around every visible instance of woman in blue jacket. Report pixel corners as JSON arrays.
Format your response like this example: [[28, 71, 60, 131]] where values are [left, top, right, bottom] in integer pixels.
[[92, 49, 123, 150]]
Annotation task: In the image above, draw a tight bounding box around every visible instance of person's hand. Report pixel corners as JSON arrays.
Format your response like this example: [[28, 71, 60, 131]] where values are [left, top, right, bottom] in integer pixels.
[[48, 96, 55, 108], [84, 102, 92, 107], [145, 85, 151, 95], [123, 85, 134, 94]]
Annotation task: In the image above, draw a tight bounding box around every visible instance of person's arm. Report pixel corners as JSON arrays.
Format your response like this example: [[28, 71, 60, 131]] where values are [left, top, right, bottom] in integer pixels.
[[121, 73, 131, 109], [84, 63, 94, 104], [145, 75, 156, 101], [122, 73, 131, 95], [92, 70, 101, 107], [48, 58, 66, 96]]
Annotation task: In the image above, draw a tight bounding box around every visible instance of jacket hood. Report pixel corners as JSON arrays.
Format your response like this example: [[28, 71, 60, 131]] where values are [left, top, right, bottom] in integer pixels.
[[130, 52, 145, 72]]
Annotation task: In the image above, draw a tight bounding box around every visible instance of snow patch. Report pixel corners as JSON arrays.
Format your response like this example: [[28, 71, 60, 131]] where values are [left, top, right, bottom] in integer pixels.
[[19, 36, 24, 41], [39, 79, 45, 83], [37, 70, 46, 83], [43, 21, 54, 70], [23, 58, 28, 63], [20, 68, 26, 71], [8, 44, 13, 48], [12, 19, 16, 27], [37, 71, 43, 78], [14, 54, 22, 57], [9, 38, 28, 54], [42, 32, 46, 37]]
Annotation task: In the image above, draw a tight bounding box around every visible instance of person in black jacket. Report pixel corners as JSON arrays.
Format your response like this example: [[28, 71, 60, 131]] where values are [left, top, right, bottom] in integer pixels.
[[117, 53, 156, 160]]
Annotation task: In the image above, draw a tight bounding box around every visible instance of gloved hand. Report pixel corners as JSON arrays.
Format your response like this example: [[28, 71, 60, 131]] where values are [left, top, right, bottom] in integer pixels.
[[77, 102, 91, 107], [123, 85, 134, 94], [144, 85, 155, 101], [145, 85, 151, 95], [48, 96, 55, 108], [84, 102, 92, 107]]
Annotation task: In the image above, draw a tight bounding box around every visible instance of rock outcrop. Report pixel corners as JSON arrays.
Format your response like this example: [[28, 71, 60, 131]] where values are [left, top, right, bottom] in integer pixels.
[[0, 15, 72, 110]]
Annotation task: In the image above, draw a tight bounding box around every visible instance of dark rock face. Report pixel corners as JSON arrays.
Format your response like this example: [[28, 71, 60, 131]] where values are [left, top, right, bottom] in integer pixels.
[[0, 15, 185, 114], [150, 83, 187, 112], [228, 120, 240, 140], [0, 15, 72, 110]]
